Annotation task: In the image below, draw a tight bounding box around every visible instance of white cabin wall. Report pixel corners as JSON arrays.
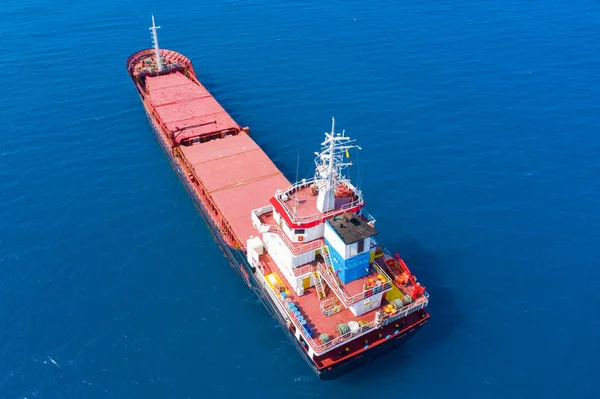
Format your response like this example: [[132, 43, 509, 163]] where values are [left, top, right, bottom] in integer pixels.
[[273, 211, 281, 224], [310, 224, 325, 241], [349, 292, 384, 317], [261, 232, 275, 252], [346, 237, 372, 258], [292, 223, 324, 242], [282, 222, 324, 243], [262, 232, 312, 295], [324, 223, 347, 259], [264, 234, 293, 271], [364, 237, 371, 252], [291, 250, 315, 267], [282, 222, 293, 238], [262, 219, 332, 296], [348, 242, 357, 257]]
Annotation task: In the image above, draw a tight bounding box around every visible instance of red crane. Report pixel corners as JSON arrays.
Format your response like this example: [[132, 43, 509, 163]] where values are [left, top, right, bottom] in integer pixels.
[[394, 253, 425, 298]]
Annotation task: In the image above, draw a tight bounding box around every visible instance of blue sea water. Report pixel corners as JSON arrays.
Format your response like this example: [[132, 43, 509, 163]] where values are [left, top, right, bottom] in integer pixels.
[[1, 0, 599, 397]]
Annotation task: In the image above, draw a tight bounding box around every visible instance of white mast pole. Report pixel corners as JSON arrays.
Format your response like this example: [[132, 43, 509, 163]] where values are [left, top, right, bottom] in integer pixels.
[[150, 15, 163, 72], [314, 117, 362, 213], [327, 117, 336, 189]]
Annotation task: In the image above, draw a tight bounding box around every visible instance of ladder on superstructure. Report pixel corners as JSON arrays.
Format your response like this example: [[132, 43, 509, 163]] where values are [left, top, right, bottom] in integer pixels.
[[313, 271, 327, 299], [321, 245, 335, 273], [315, 244, 342, 315], [316, 245, 353, 310]]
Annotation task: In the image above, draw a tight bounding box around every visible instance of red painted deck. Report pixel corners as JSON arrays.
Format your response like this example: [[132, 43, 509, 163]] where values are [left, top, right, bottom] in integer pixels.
[[293, 288, 383, 338], [146, 71, 210, 102], [129, 49, 430, 375], [180, 134, 290, 246], [340, 270, 384, 296], [143, 71, 292, 247], [260, 253, 388, 339], [146, 72, 239, 143], [279, 184, 355, 220]]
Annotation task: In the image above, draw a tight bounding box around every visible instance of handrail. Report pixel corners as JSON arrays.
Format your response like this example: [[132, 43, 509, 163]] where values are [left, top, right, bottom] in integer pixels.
[[272, 283, 428, 355], [326, 295, 428, 349], [250, 206, 320, 275], [316, 261, 393, 307], [372, 263, 394, 287], [319, 296, 339, 308], [251, 206, 324, 256], [256, 261, 266, 275], [284, 198, 364, 225], [262, 224, 323, 256], [316, 262, 350, 306], [319, 296, 341, 317], [293, 263, 315, 277], [275, 178, 364, 225], [273, 287, 370, 354], [358, 209, 376, 226], [126, 48, 194, 76], [251, 205, 273, 229], [321, 245, 335, 272], [378, 295, 429, 326], [319, 295, 427, 352]]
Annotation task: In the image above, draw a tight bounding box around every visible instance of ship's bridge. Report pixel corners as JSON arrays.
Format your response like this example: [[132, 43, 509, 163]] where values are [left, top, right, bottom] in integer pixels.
[[269, 117, 364, 230], [269, 177, 364, 229]]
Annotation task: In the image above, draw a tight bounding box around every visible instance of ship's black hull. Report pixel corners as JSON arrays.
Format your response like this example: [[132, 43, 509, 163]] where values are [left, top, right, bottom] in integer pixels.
[[144, 111, 425, 380], [317, 321, 423, 379]]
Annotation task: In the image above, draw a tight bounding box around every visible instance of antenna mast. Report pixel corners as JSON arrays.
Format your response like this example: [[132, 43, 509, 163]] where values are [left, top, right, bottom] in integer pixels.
[[314, 117, 362, 213], [150, 15, 163, 72], [293, 148, 300, 216]]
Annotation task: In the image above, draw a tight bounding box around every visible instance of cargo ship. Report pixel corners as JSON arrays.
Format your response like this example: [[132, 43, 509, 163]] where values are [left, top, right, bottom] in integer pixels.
[[126, 16, 429, 379]]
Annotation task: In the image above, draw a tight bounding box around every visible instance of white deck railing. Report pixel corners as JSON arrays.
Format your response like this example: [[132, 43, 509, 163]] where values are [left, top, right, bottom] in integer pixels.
[[315, 262, 393, 307], [317, 294, 429, 352], [266, 225, 323, 255], [251, 204, 272, 230], [251, 205, 323, 256], [276, 287, 429, 355], [319, 296, 342, 317], [293, 263, 315, 277], [274, 178, 364, 225], [359, 209, 376, 226]]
